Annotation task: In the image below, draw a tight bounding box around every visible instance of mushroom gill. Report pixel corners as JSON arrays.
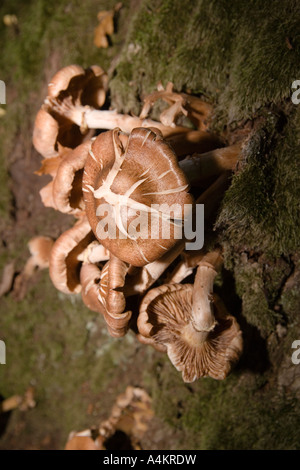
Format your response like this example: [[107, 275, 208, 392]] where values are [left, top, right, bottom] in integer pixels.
[[138, 283, 242, 382]]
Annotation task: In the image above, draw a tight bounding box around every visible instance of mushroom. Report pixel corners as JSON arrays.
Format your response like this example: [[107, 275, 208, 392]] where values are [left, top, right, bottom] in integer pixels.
[[0, 387, 36, 414], [36, 65, 234, 162], [22, 235, 54, 273], [33, 65, 108, 159], [80, 255, 132, 337], [50, 221, 110, 296], [45, 71, 221, 151], [47, 64, 108, 110], [49, 216, 95, 294], [139, 81, 212, 131], [33, 109, 64, 159], [47, 64, 86, 100], [36, 139, 92, 215], [13, 236, 54, 300], [82, 127, 194, 267], [163, 250, 205, 284], [51, 139, 92, 215], [64, 385, 152, 451], [80, 262, 106, 314], [137, 250, 243, 382]]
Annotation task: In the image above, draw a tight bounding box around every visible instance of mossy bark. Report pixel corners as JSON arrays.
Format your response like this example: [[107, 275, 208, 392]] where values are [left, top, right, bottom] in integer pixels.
[[109, 0, 300, 449], [0, 0, 300, 450]]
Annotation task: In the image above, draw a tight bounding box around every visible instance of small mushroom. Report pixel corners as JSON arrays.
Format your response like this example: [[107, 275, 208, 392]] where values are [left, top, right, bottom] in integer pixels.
[[163, 250, 205, 284], [47, 64, 85, 99], [0, 387, 36, 414], [49, 216, 95, 294], [139, 81, 212, 131], [45, 73, 216, 145], [137, 250, 243, 382], [33, 109, 64, 159], [82, 127, 193, 266], [36, 139, 91, 215], [47, 64, 108, 109], [80, 254, 132, 337], [13, 236, 54, 300], [41, 68, 226, 159], [33, 65, 108, 159], [80, 262, 106, 314], [124, 239, 186, 296], [52, 140, 92, 215]]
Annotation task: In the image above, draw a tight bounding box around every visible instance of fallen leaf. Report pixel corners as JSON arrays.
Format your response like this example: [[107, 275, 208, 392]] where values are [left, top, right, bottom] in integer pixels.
[[93, 3, 122, 48], [3, 14, 18, 26], [65, 385, 153, 450], [94, 11, 114, 48]]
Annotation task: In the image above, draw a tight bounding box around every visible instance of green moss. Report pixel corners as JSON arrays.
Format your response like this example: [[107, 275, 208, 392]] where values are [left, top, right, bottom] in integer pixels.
[[110, 0, 300, 125], [0, 271, 142, 446], [144, 358, 300, 450], [217, 108, 300, 257], [1, 0, 300, 451]]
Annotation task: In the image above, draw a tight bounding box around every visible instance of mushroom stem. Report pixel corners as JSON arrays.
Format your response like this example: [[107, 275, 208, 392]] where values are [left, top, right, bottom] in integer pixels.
[[191, 250, 223, 335], [178, 143, 242, 185], [45, 98, 189, 138], [124, 240, 186, 296], [47, 95, 224, 158], [125, 173, 229, 296]]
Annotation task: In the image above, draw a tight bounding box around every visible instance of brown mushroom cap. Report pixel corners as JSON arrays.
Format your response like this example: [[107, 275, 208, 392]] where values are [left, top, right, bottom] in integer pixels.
[[80, 65, 108, 109], [52, 140, 91, 214], [47, 64, 84, 97], [33, 105, 93, 159], [80, 262, 106, 314], [48, 64, 107, 108], [137, 284, 242, 382], [80, 255, 132, 338], [82, 127, 194, 266], [99, 255, 132, 337], [49, 217, 95, 294], [33, 109, 62, 159], [27, 236, 54, 270], [12, 236, 55, 301], [33, 65, 108, 159]]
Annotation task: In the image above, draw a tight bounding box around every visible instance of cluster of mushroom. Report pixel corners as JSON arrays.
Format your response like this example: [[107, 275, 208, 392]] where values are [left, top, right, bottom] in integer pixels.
[[32, 64, 243, 382]]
